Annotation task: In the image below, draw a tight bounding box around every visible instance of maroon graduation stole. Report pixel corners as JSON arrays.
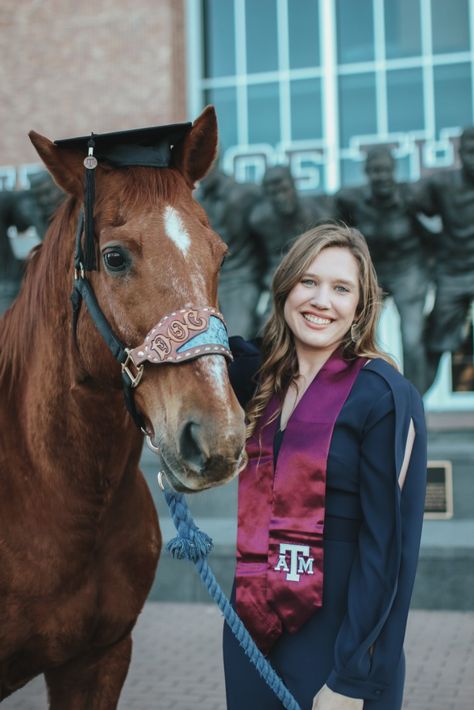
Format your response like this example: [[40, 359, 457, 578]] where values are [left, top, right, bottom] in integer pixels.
[[236, 348, 366, 654]]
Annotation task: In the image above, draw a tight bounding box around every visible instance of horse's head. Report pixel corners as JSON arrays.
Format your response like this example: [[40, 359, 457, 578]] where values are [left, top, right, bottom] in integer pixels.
[[28, 107, 247, 492]]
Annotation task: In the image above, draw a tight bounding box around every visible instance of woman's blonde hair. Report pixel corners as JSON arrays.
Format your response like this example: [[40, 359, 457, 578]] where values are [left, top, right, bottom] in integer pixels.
[[246, 222, 394, 437]]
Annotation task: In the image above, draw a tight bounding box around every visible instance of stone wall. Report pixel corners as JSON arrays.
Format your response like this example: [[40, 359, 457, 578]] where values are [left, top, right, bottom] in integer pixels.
[[0, 0, 187, 174]]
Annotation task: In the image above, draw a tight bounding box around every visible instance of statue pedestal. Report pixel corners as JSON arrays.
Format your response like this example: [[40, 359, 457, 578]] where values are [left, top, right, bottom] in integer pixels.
[[411, 413, 474, 610]]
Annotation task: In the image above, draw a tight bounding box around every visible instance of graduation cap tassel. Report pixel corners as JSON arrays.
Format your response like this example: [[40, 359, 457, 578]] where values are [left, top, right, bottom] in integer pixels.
[[83, 136, 98, 271]]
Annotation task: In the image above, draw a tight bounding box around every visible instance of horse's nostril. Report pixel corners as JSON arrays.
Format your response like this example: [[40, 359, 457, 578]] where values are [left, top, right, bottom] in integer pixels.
[[179, 421, 209, 472]]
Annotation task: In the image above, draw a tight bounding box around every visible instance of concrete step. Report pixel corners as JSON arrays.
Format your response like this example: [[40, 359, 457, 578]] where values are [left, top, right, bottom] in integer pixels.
[[411, 520, 474, 611]]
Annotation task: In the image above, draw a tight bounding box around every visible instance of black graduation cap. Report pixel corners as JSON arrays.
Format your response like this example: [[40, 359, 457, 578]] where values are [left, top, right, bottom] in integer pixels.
[[56, 121, 192, 270], [54, 122, 192, 169]]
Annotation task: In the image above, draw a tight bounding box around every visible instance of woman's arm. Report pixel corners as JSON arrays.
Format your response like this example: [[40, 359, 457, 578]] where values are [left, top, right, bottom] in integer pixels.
[[228, 336, 261, 408], [325, 380, 427, 702]]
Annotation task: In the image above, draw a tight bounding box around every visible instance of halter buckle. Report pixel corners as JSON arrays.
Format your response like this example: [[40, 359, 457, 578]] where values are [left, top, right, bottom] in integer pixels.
[[122, 350, 144, 388], [74, 263, 85, 281]]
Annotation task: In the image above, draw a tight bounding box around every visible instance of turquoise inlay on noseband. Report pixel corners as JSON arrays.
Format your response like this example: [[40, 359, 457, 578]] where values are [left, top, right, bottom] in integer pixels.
[[176, 315, 230, 353]]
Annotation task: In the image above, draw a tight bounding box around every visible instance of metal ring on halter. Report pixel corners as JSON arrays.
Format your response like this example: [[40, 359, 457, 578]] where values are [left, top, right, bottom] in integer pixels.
[[145, 434, 160, 454], [157, 471, 169, 491]]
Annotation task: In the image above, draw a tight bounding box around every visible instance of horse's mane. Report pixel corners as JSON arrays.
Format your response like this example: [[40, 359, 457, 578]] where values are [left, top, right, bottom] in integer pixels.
[[0, 197, 76, 386], [0, 166, 186, 387]]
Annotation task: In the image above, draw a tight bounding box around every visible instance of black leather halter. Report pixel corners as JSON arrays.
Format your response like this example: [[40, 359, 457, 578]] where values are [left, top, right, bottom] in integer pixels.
[[71, 210, 147, 429]]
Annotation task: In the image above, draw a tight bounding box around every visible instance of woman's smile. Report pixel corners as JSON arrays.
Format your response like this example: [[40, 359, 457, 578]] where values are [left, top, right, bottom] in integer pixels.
[[301, 312, 333, 326]]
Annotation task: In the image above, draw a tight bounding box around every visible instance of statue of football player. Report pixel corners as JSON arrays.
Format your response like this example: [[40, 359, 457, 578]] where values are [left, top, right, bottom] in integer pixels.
[[335, 147, 431, 393], [413, 126, 474, 390], [249, 165, 331, 324], [196, 162, 263, 338], [0, 189, 40, 314]]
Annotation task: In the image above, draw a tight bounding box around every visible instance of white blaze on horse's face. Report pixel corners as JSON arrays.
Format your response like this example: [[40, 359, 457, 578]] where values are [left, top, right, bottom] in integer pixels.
[[164, 205, 191, 255], [161, 204, 207, 304], [197, 355, 231, 406]]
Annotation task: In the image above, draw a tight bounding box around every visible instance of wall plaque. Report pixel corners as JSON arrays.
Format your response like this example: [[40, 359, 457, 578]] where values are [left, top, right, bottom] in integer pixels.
[[424, 460, 453, 519]]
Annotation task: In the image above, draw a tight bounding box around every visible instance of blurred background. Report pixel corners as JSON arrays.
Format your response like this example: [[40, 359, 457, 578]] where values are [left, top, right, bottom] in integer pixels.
[[0, 0, 473, 611]]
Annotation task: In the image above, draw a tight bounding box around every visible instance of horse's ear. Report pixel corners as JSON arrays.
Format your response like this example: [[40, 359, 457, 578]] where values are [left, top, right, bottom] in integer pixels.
[[174, 105, 218, 186], [28, 131, 84, 197]]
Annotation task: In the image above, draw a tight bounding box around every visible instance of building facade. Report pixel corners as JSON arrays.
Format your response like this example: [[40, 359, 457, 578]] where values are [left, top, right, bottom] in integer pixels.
[[1, 0, 473, 409], [188, 0, 474, 411], [0, 0, 186, 186], [190, 0, 473, 191]]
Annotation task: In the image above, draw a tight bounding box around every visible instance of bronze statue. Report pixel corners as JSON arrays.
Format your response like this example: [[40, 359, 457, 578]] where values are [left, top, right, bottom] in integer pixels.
[[335, 147, 431, 393], [413, 126, 474, 390], [0, 172, 63, 315], [249, 165, 331, 323], [196, 163, 262, 338], [0, 190, 40, 314]]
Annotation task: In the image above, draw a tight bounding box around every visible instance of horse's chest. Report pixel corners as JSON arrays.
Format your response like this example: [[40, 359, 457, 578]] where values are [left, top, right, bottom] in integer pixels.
[[1, 576, 101, 692]]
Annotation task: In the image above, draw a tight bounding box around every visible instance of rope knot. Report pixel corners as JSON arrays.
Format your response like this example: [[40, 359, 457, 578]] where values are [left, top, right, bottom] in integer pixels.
[[164, 490, 213, 562]]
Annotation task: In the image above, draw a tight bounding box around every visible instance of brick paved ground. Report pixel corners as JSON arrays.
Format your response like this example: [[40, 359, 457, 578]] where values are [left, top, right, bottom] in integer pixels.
[[4, 604, 474, 710]]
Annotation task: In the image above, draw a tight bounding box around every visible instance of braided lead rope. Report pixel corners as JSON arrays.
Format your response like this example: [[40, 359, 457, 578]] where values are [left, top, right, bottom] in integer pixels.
[[163, 489, 302, 710]]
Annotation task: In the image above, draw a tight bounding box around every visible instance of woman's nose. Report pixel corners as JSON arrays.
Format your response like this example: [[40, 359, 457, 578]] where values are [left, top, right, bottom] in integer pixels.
[[310, 287, 330, 309]]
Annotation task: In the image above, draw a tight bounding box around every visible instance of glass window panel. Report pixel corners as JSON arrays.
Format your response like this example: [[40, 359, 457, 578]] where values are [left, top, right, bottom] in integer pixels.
[[204, 87, 238, 152], [247, 82, 280, 145], [338, 73, 377, 147], [203, 0, 236, 78], [245, 0, 278, 74], [431, 0, 469, 54], [288, 0, 320, 69], [339, 158, 365, 186], [387, 68, 424, 132], [434, 63, 472, 134], [384, 0, 422, 59], [290, 78, 322, 140], [393, 154, 412, 182], [336, 0, 374, 64]]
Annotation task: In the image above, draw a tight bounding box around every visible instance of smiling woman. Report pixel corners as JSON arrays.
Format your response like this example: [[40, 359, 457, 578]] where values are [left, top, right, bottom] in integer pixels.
[[223, 223, 427, 710]]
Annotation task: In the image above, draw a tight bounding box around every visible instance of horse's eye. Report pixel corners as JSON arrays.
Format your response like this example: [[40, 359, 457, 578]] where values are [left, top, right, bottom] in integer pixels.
[[103, 248, 127, 272]]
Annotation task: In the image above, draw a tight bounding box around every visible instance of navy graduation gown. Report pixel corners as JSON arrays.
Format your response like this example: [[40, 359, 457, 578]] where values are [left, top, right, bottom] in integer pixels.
[[224, 338, 427, 710]]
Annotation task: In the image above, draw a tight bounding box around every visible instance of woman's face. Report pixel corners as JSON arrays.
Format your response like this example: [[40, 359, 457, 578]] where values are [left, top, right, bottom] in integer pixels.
[[283, 246, 360, 360]]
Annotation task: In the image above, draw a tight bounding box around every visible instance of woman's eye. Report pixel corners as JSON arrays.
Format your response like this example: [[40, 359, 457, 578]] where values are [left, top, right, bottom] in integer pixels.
[[301, 278, 315, 287], [335, 285, 349, 293], [103, 249, 127, 272]]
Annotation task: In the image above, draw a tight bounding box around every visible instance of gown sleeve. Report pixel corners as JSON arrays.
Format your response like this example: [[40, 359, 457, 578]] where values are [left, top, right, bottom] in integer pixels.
[[228, 336, 262, 408], [326, 364, 427, 701]]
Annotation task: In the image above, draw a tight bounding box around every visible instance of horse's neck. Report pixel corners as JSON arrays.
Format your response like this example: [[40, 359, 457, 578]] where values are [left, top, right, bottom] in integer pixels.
[[0, 207, 141, 488], [4, 313, 139, 484]]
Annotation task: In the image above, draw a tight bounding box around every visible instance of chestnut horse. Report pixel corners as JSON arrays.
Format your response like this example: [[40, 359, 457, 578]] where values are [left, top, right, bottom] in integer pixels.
[[0, 106, 245, 707]]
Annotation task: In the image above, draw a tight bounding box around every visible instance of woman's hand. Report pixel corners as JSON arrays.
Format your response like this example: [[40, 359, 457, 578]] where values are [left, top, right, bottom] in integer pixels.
[[312, 684, 364, 709]]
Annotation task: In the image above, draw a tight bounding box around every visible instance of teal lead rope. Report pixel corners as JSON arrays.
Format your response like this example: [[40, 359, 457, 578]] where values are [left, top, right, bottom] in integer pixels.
[[163, 489, 302, 710]]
